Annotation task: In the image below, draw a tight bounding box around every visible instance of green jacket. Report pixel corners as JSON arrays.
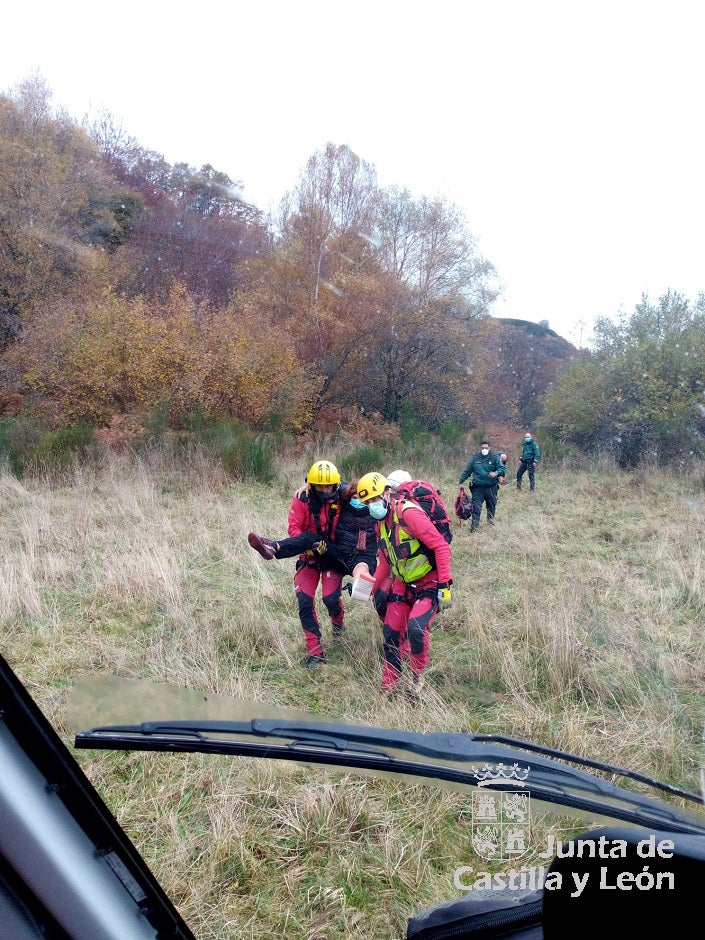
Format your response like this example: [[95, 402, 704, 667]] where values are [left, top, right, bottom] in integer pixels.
[[459, 452, 505, 488], [520, 439, 541, 462]]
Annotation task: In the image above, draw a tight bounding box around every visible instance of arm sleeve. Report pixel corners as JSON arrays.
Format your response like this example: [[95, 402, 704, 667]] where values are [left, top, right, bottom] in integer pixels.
[[459, 458, 473, 485], [287, 495, 308, 537], [371, 550, 391, 593]]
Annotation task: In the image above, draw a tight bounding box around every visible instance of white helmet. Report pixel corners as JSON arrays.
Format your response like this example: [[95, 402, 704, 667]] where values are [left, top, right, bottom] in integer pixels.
[[386, 469, 412, 492]]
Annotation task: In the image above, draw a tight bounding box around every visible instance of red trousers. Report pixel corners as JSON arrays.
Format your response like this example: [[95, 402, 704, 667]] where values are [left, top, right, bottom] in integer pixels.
[[380, 578, 439, 690], [294, 562, 344, 655]]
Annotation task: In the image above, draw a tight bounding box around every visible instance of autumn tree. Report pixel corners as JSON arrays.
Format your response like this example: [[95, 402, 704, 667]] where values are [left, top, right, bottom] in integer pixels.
[[374, 186, 498, 315], [266, 145, 499, 430], [539, 291, 705, 467], [0, 75, 119, 349], [278, 143, 380, 307], [13, 285, 317, 429]]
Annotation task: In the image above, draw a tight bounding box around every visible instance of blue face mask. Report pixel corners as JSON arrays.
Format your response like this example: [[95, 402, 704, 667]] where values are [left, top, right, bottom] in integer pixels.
[[350, 498, 366, 510], [368, 499, 388, 520]]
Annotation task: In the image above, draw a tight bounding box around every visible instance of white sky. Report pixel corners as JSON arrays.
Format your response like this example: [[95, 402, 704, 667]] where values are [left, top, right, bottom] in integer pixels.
[[3, 0, 704, 346]]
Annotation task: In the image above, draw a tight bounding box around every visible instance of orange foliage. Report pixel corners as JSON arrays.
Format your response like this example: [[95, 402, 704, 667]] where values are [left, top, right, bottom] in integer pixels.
[[0, 392, 25, 416], [94, 413, 146, 452], [14, 285, 320, 430]]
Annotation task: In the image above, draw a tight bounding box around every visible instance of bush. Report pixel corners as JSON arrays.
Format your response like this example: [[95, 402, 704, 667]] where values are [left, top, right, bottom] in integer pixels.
[[439, 421, 463, 447], [188, 416, 276, 482], [338, 444, 387, 483], [29, 421, 96, 471], [0, 413, 46, 476], [0, 414, 95, 476]]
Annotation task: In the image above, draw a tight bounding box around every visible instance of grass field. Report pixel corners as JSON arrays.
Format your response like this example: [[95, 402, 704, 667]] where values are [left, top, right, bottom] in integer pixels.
[[2, 447, 704, 938]]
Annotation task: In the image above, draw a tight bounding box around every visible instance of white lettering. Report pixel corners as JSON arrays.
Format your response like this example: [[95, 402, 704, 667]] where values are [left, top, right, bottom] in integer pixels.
[[537, 834, 555, 859], [636, 835, 674, 858], [637, 835, 656, 857], [452, 866, 551, 892], [634, 867, 655, 891], [544, 872, 562, 890], [454, 866, 474, 890], [607, 839, 627, 858], [570, 871, 590, 898]]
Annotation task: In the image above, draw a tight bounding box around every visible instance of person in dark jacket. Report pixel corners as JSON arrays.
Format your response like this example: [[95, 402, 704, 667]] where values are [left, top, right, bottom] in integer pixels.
[[247, 463, 378, 667], [458, 440, 505, 531], [516, 432, 541, 491]]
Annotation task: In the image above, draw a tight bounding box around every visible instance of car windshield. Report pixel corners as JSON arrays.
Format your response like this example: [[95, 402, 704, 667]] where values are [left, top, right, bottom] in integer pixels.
[[67, 674, 705, 936]]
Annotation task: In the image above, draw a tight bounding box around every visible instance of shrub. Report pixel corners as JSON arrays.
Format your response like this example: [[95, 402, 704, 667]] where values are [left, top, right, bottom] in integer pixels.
[[338, 444, 387, 483], [189, 417, 276, 481], [0, 413, 94, 476], [28, 421, 96, 472]]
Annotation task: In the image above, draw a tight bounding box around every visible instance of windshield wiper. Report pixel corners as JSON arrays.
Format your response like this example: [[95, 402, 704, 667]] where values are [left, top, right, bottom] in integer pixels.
[[75, 718, 705, 834]]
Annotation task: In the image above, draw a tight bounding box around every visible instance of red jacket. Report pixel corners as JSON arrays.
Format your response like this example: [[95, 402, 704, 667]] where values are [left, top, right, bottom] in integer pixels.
[[287, 488, 342, 542]]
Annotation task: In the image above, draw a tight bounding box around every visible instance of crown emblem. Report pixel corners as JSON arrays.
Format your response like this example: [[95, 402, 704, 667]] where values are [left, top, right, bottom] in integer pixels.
[[472, 762, 530, 787]]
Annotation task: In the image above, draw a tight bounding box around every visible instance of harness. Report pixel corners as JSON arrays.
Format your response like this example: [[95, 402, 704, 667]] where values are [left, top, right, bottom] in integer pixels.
[[296, 491, 341, 570], [379, 501, 434, 584], [299, 491, 340, 540], [388, 584, 437, 607]]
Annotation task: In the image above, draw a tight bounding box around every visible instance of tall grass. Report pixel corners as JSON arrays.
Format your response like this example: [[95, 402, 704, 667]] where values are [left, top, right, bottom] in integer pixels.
[[1, 447, 704, 938]]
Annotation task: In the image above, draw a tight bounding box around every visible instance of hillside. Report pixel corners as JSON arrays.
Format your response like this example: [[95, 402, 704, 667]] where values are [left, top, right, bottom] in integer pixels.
[[2, 449, 703, 938]]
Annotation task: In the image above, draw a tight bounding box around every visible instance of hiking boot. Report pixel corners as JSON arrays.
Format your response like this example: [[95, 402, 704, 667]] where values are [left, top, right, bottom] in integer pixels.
[[406, 673, 426, 703], [332, 622, 346, 638], [304, 653, 326, 668], [248, 532, 278, 560]]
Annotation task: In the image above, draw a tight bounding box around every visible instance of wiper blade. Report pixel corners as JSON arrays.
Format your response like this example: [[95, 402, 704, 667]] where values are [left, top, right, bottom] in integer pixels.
[[473, 733, 700, 804], [75, 719, 705, 834]]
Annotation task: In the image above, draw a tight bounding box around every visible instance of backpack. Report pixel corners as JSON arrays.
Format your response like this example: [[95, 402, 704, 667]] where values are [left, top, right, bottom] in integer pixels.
[[394, 480, 453, 544], [454, 485, 474, 523]]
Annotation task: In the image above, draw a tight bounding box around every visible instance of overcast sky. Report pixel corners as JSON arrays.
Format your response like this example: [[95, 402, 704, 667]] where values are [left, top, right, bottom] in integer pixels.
[[3, 1, 704, 345]]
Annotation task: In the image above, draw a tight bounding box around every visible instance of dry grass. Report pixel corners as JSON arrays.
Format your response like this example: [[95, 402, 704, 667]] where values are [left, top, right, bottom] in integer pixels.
[[2, 449, 705, 938]]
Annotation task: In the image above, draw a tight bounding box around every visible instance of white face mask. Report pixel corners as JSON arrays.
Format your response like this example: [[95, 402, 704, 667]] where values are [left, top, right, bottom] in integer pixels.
[[481, 448, 490, 456]]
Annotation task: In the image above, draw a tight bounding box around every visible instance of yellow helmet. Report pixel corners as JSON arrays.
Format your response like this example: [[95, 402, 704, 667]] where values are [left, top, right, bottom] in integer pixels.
[[307, 460, 340, 486], [356, 471, 388, 502]]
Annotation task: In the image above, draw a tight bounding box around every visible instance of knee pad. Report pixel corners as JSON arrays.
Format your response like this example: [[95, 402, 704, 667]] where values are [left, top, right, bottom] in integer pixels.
[[382, 623, 400, 647], [407, 622, 425, 654], [323, 595, 342, 617]]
